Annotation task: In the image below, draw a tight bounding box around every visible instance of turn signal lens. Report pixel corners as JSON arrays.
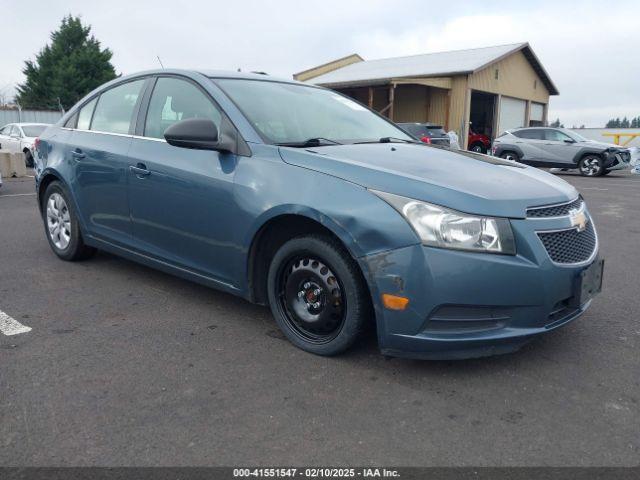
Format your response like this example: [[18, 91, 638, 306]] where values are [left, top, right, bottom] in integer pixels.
[[382, 294, 410, 311]]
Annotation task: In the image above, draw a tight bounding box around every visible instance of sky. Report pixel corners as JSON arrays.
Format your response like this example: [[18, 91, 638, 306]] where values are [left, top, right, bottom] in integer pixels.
[[1, 0, 638, 127]]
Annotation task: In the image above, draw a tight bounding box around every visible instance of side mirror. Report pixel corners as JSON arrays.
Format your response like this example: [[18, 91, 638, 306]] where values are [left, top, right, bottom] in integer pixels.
[[164, 118, 226, 151]]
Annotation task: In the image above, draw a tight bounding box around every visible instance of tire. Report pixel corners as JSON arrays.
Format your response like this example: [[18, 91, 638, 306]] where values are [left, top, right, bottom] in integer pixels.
[[601, 169, 612, 176], [42, 181, 96, 261], [579, 155, 604, 177], [24, 151, 34, 168], [470, 143, 486, 154], [500, 151, 520, 162], [267, 234, 369, 356]]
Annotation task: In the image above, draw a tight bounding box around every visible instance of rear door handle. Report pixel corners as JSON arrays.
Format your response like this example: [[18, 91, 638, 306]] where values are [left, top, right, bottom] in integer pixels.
[[130, 163, 150, 177], [71, 149, 85, 159]]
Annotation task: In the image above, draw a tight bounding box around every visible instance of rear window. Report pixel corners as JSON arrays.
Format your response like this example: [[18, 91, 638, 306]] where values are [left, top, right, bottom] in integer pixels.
[[91, 80, 144, 134], [22, 125, 47, 137], [402, 124, 447, 138]]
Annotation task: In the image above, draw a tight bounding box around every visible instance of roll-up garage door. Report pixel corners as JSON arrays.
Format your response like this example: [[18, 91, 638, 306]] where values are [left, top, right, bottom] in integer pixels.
[[530, 103, 544, 122], [498, 97, 526, 134]]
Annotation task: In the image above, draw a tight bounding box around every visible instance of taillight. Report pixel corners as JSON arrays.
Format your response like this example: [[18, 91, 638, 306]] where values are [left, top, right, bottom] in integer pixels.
[[33, 137, 40, 152], [420, 136, 431, 144]]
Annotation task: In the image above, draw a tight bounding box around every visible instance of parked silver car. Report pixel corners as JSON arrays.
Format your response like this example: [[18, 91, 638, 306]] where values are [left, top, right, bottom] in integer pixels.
[[492, 127, 631, 176], [0, 123, 50, 167]]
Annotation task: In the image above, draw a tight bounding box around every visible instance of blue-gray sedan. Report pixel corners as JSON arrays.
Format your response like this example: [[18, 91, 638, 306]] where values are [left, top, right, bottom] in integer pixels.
[[34, 70, 603, 359]]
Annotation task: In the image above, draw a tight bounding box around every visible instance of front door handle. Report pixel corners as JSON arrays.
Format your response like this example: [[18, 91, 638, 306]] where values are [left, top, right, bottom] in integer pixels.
[[71, 149, 85, 159], [130, 163, 150, 177]]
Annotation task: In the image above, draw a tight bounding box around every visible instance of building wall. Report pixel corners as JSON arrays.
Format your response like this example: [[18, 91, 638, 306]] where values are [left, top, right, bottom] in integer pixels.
[[393, 85, 429, 123], [427, 88, 448, 127], [448, 76, 470, 145], [470, 51, 550, 104]]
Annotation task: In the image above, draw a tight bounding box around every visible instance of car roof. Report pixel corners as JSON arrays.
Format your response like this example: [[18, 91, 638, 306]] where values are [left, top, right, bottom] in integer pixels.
[[116, 68, 307, 86]]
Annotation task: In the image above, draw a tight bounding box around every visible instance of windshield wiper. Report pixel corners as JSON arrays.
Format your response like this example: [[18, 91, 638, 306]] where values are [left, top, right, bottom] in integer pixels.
[[355, 137, 421, 145], [276, 137, 342, 148]]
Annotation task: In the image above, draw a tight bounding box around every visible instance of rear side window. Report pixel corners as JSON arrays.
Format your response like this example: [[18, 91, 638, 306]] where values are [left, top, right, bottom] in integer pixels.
[[91, 80, 145, 134], [513, 129, 543, 140], [77, 98, 98, 130], [144, 77, 222, 139]]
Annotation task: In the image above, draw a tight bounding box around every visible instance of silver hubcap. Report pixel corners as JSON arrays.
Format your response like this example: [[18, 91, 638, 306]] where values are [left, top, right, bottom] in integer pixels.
[[504, 154, 516, 161], [46, 193, 71, 250], [581, 158, 601, 176]]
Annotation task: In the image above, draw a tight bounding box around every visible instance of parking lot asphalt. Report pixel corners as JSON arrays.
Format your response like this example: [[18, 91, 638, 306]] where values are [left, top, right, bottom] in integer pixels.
[[1, 169, 639, 467]]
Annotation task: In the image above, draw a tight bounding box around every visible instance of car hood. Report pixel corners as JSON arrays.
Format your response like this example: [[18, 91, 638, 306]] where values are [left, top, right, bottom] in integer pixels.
[[279, 143, 578, 218], [581, 140, 627, 150]]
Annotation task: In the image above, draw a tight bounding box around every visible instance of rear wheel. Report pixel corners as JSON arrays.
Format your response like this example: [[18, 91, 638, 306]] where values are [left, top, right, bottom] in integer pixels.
[[42, 181, 96, 261], [579, 155, 604, 176], [601, 169, 612, 176], [470, 143, 486, 154], [500, 151, 519, 162], [267, 235, 369, 356]]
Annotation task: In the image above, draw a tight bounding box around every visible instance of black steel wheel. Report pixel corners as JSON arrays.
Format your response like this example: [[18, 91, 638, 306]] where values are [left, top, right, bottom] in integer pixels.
[[267, 235, 369, 356], [25, 150, 35, 168]]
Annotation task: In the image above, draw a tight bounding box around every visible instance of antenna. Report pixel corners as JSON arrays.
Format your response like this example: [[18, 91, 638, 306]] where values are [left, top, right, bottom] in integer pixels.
[[157, 56, 165, 69]]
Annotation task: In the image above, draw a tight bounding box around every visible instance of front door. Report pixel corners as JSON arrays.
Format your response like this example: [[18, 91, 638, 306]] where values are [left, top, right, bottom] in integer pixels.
[[540, 129, 583, 166], [127, 76, 239, 285], [69, 79, 146, 247], [0, 125, 20, 153]]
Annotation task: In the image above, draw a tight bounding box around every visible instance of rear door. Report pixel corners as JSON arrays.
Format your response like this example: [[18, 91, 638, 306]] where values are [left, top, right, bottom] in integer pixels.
[[126, 75, 239, 284], [69, 78, 146, 247], [541, 129, 582, 166], [2, 125, 21, 153], [512, 129, 546, 163]]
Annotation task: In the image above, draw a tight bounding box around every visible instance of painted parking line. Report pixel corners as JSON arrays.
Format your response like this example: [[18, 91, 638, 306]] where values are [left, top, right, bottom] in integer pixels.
[[0, 310, 32, 336], [0, 193, 37, 198]]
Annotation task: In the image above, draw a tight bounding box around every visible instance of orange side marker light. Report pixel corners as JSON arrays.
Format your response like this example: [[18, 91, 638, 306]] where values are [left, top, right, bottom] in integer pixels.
[[382, 294, 410, 311]]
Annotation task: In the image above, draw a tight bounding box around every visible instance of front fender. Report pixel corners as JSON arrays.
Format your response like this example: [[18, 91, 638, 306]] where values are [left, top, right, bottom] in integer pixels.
[[236, 146, 419, 260]]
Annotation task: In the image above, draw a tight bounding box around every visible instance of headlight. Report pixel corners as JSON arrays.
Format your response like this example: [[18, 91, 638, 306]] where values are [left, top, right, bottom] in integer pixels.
[[372, 190, 516, 254]]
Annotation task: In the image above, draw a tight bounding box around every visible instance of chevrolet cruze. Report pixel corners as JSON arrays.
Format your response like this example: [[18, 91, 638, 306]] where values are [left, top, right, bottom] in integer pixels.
[[35, 70, 603, 359]]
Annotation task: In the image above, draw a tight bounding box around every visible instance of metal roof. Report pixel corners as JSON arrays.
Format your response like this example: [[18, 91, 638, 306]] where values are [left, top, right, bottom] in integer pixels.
[[306, 43, 559, 95]]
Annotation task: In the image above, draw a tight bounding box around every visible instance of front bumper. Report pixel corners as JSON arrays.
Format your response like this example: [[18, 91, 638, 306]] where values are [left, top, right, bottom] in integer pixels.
[[604, 150, 632, 170], [360, 214, 600, 360]]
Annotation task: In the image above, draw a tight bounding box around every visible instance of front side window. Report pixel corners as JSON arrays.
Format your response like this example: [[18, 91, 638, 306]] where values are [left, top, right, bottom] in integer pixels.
[[215, 79, 412, 144], [544, 129, 572, 142], [0, 125, 10, 135], [77, 98, 98, 130], [144, 77, 222, 139], [91, 80, 145, 134]]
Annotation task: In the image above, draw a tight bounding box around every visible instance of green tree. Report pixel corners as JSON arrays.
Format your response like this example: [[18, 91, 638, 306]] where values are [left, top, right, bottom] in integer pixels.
[[550, 118, 564, 128], [15, 15, 117, 110], [621, 116, 630, 128], [631, 117, 638, 128]]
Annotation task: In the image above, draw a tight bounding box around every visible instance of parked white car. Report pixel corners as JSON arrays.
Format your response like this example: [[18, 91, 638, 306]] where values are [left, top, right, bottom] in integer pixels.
[[0, 123, 50, 167]]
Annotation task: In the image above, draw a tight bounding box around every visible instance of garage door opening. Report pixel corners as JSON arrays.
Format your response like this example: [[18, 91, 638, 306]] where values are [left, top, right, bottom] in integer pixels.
[[470, 91, 497, 141]]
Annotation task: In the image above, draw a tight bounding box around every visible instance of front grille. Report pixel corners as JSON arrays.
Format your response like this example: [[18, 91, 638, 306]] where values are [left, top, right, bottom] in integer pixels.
[[527, 197, 583, 218], [538, 221, 596, 264]]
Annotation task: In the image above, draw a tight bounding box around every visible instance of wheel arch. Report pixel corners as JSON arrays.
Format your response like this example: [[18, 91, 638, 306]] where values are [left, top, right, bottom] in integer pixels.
[[246, 208, 367, 305]]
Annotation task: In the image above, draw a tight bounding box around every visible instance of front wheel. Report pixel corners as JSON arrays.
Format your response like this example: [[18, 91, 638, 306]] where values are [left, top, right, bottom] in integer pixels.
[[579, 155, 604, 176], [267, 235, 369, 356]]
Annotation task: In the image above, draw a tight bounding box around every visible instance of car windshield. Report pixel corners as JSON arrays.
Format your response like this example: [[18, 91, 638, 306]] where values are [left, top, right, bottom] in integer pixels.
[[214, 79, 413, 145], [22, 125, 47, 137]]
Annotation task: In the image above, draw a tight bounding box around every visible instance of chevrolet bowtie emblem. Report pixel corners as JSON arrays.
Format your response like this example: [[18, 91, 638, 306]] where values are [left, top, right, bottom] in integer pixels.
[[569, 208, 588, 232]]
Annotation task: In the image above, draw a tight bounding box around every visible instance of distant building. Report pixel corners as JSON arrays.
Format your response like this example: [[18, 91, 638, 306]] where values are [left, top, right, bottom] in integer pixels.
[[294, 43, 558, 149]]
